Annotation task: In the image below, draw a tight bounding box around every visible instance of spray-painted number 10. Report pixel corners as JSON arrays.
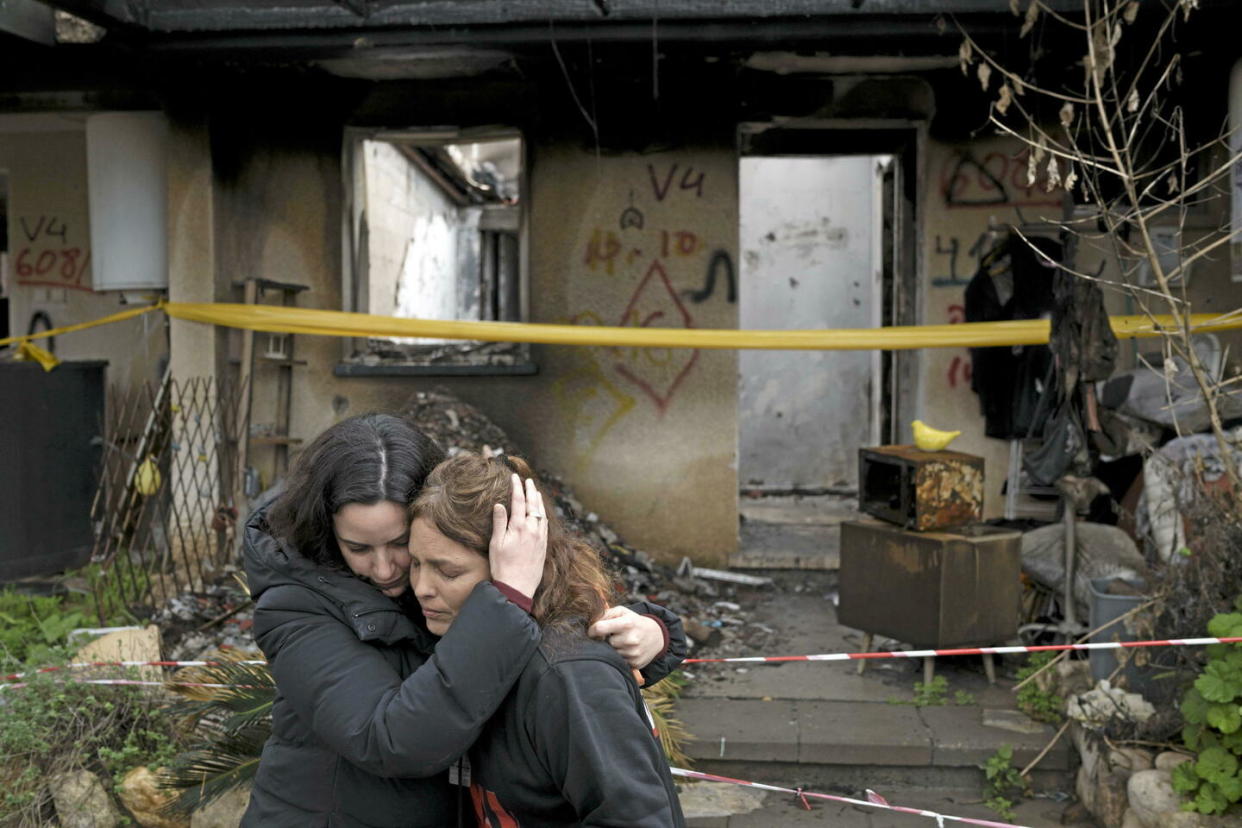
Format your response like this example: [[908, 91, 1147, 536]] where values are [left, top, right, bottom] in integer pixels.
[[660, 230, 701, 257]]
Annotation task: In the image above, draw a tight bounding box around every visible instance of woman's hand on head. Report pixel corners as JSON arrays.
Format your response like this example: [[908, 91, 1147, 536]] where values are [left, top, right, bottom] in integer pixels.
[[488, 474, 548, 599], [588, 606, 666, 670]]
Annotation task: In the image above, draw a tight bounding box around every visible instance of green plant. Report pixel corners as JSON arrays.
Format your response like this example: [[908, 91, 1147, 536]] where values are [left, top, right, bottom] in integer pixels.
[[981, 744, 1027, 822], [0, 665, 184, 825], [1015, 652, 1065, 725], [888, 675, 978, 707], [0, 590, 83, 668], [158, 655, 276, 816], [85, 562, 149, 626], [1173, 601, 1242, 815], [643, 670, 692, 768], [0, 565, 143, 670], [913, 675, 949, 706]]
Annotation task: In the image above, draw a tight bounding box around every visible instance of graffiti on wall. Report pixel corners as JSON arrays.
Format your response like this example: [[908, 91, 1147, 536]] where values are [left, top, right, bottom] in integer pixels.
[[930, 142, 1065, 396], [940, 149, 1065, 210], [931, 147, 1066, 289], [941, 303, 973, 390], [12, 215, 92, 292], [554, 161, 732, 461], [613, 259, 700, 414]]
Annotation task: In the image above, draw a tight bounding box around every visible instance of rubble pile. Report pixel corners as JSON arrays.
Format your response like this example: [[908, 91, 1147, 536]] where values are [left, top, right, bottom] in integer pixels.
[[402, 389, 514, 457], [150, 578, 255, 661], [400, 388, 774, 663]]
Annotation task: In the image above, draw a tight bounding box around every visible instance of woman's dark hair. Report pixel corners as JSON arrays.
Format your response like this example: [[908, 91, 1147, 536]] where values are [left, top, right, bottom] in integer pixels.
[[267, 413, 444, 568]]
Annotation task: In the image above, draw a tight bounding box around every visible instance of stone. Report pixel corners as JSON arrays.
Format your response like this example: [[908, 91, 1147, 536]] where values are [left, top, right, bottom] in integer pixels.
[[1122, 808, 1145, 828], [1077, 765, 1095, 816], [1094, 768, 1131, 828], [1163, 813, 1231, 828], [1109, 746, 1154, 775], [190, 783, 251, 828], [1072, 721, 1102, 780], [50, 769, 121, 828], [1156, 750, 1195, 772], [982, 708, 1045, 735], [684, 619, 722, 648], [1056, 658, 1095, 698], [1128, 768, 1183, 828], [74, 625, 163, 684], [118, 766, 189, 828], [676, 780, 766, 819], [1068, 680, 1156, 726]]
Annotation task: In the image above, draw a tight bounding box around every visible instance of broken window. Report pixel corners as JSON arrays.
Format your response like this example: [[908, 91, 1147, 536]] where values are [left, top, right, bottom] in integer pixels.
[[342, 128, 527, 370]]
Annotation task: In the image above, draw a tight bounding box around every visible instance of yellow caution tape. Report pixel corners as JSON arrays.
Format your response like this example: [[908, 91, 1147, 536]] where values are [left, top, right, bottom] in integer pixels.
[[15, 340, 61, 371], [162, 302, 1242, 350], [0, 302, 163, 348], [4, 299, 1241, 352]]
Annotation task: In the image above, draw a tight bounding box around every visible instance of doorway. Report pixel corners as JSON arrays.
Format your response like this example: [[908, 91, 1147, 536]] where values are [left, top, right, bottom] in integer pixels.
[[734, 125, 918, 568], [738, 154, 888, 491]]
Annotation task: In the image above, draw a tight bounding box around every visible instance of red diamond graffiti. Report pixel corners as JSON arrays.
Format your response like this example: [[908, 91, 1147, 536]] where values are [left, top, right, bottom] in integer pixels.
[[612, 259, 699, 415]]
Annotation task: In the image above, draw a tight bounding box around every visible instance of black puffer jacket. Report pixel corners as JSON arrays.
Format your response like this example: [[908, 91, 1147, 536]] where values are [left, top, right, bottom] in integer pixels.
[[467, 625, 687, 827], [241, 510, 686, 827]]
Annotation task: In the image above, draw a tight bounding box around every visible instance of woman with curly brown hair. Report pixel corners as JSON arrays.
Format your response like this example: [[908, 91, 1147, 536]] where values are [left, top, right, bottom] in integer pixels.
[[409, 452, 687, 828]]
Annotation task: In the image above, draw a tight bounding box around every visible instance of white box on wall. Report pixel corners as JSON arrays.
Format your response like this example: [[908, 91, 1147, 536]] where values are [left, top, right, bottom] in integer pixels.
[[86, 112, 169, 291]]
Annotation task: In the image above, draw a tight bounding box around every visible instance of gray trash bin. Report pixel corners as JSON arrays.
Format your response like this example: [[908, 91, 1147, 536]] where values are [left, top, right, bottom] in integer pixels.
[[1088, 576, 1178, 703]]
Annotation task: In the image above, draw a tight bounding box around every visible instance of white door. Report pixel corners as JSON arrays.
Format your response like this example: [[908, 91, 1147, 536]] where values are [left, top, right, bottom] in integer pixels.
[[738, 155, 885, 491]]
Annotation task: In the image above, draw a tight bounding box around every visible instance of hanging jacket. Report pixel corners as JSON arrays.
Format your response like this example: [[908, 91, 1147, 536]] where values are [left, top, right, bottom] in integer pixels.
[[241, 508, 686, 827], [466, 624, 687, 828], [965, 234, 1057, 439]]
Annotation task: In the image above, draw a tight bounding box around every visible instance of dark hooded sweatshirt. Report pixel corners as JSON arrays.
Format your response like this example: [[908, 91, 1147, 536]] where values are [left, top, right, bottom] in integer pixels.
[[240, 509, 685, 828]]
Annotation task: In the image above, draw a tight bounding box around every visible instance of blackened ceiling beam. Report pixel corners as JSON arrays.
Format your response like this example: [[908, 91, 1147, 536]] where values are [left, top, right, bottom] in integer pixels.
[[37, 0, 1095, 36], [144, 16, 995, 59], [0, 0, 54, 45], [126, 0, 1090, 33]]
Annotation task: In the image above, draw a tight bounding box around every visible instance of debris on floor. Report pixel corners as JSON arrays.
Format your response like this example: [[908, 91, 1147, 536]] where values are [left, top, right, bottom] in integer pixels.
[[150, 575, 255, 661]]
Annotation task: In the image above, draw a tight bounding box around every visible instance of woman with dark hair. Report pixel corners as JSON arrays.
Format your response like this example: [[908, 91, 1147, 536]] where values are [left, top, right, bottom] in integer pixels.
[[410, 452, 687, 827], [242, 413, 683, 827]]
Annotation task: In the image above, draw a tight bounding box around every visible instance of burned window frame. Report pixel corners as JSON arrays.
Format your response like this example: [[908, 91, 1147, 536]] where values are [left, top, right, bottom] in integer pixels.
[[340, 125, 530, 372]]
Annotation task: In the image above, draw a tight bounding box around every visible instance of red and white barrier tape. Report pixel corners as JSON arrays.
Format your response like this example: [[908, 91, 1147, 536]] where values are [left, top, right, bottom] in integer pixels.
[[683, 636, 1242, 664], [4, 635, 1241, 682], [0, 678, 262, 692], [672, 768, 1026, 827], [2, 659, 267, 682]]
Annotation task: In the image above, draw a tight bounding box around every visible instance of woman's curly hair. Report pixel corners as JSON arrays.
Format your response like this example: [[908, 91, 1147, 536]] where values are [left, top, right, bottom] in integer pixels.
[[410, 453, 612, 629]]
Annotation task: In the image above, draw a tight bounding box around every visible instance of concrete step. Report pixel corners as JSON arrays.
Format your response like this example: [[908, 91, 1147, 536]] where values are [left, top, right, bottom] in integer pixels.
[[733, 522, 841, 569], [732, 494, 858, 569], [678, 782, 1083, 827], [676, 696, 1074, 793], [673, 570, 1079, 825]]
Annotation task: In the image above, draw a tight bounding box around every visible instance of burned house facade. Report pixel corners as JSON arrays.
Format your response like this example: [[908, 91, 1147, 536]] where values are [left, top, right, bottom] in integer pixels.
[[2, 0, 1241, 566]]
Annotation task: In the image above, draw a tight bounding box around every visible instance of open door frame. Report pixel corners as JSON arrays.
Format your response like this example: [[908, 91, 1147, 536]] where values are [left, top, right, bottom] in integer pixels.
[[738, 119, 925, 449]]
